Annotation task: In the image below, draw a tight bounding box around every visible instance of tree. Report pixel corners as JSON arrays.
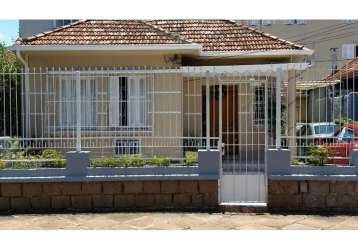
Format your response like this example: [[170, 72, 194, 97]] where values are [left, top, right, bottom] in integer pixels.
[[0, 42, 22, 137]]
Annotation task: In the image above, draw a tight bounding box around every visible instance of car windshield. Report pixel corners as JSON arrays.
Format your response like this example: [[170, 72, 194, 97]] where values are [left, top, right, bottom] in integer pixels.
[[314, 125, 336, 134]]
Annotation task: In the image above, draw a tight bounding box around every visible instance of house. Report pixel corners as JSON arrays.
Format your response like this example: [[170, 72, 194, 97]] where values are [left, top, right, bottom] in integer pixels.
[[11, 20, 312, 160], [7, 19, 315, 204]]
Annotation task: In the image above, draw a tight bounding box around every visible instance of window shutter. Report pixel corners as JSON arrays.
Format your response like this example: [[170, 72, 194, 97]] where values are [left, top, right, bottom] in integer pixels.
[[109, 77, 120, 127]]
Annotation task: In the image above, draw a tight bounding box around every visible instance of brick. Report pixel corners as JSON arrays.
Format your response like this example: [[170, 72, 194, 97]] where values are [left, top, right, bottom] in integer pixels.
[[269, 194, 301, 210], [330, 182, 355, 195], [199, 181, 218, 194], [135, 194, 155, 208], [103, 182, 122, 194], [337, 194, 354, 209], [143, 181, 160, 193], [114, 194, 136, 208], [30, 196, 51, 209], [155, 194, 172, 207], [82, 182, 102, 194], [123, 181, 143, 193], [192, 194, 204, 207], [303, 194, 326, 208], [309, 181, 330, 195], [92, 195, 113, 208], [52, 196, 71, 209], [11, 197, 31, 210], [43, 183, 63, 195], [179, 181, 198, 194], [173, 194, 191, 207], [1, 183, 22, 197], [269, 181, 298, 195], [71, 195, 92, 209], [23, 183, 42, 197], [0, 197, 10, 211], [161, 181, 179, 193], [203, 193, 218, 207], [326, 194, 337, 208], [61, 183, 82, 195], [299, 181, 308, 193]]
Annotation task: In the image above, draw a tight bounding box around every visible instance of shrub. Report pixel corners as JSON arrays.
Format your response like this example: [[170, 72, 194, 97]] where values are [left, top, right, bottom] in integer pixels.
[[147, 156, 170, 166], [185, 151, 198, 165], [41, 149, 64, 159], [0, 160, 5, 169], [334, 117, 353, 126], [307, 146, 331, 166]]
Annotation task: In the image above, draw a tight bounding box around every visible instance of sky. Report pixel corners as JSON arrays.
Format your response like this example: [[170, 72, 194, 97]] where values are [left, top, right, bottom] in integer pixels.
[[0, 20, 19, 46]]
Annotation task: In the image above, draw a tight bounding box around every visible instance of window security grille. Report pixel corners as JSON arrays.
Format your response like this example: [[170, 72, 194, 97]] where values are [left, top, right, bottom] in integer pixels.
[[114, 139, 140, 155]]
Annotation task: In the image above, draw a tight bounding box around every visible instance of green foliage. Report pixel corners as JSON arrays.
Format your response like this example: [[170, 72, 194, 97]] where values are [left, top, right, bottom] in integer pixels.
[[147, 156, 170, 166], [185, 151, 198, 165], [334, 117, 353, 126], [91, 154, 171, 167], [0, 160, 5, 169], [0, 148, 65, 169], [307, 146, 331, 166], [291, 159, 304, 165]]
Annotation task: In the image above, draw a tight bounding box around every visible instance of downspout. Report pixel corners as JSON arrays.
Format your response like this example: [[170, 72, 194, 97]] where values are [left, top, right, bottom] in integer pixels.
[[16, 49, 30, 138]]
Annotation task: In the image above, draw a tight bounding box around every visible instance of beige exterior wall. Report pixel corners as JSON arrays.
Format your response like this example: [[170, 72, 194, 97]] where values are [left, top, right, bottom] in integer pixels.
[[238, 20, 358, 80], [24, 52, 184, 158]]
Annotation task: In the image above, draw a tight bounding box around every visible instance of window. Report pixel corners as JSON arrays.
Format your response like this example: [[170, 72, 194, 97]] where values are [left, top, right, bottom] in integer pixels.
[[345, 20, 358, 24], [248, 20, 260, 26], [54, 20, 79, 28], [109, 76, 150, 130], [261, 20, 274, 26], [342, 44, 358, 59], [338, 128, 356, 142], [59, 78, 97, 129], [254, 87, 265, 125], [286, 20, 306, 25], [114, 139, 140, 155]]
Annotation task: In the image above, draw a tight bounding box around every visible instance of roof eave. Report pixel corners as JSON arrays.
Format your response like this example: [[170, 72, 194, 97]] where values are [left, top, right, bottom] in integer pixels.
[[10, 44, 202, 54], [200, 48, 314, 58]]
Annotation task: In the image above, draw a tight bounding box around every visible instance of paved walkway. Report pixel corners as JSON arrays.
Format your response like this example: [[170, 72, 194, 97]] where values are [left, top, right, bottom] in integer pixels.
[[1, 212, 358, 229]]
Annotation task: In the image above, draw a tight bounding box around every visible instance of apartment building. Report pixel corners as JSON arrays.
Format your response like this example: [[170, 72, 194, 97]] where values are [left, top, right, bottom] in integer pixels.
[[238, 20, 358, 80]]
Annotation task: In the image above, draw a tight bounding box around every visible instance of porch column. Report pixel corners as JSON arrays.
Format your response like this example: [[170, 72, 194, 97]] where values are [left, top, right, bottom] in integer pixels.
[[275, 67, 283, 148], [287, 69, 297, 158], [75, 71, 81, 152], [205, 70, 210, 149]]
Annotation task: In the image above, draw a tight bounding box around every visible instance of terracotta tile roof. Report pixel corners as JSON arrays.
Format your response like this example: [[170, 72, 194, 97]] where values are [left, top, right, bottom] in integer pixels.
[[16, 19, 305, 52], [324, 58, 358, 81], [17, 20, 190, 45], [148, 19, 304, 52]]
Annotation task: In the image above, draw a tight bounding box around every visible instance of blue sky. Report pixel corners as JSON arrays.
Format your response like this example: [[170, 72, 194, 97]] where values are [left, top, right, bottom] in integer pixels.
[[0, 20, 19, 46]]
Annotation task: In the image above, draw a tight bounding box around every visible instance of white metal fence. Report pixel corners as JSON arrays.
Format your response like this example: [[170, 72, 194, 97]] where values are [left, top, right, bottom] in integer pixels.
[[1, 64, 357, 168], [0, 67, 220, 162]]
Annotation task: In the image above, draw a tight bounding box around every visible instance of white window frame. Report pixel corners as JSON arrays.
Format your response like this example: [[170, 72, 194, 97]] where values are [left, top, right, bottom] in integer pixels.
[[109, 76, 151, 130], [342, 44, 357, 59], [261, 20, 273, 26], [58, 76, 97, 130], [248, 20, 261, 26]]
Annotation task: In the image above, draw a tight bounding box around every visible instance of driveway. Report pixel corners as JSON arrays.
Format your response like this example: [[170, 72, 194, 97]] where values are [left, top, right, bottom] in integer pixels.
[[1, 212, 358, 229]]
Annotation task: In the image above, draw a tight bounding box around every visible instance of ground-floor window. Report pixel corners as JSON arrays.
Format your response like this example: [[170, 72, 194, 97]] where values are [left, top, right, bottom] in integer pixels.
[[109, 76, 150, 130], [59, 78, 97, 129]]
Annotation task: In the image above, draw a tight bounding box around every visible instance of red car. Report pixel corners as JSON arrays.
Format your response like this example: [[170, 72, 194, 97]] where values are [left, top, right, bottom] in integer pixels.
[[325, 124, 358, 165]]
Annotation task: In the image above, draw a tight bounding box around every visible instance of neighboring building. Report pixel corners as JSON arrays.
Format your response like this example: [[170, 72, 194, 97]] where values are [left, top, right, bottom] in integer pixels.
[[19, 20, 79, 38], [238, 20, 358, 80]]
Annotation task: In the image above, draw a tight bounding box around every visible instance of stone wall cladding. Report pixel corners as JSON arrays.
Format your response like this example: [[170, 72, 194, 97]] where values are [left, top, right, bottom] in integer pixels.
[[0, 180, 218, 213], [269, 180, 358, 212]]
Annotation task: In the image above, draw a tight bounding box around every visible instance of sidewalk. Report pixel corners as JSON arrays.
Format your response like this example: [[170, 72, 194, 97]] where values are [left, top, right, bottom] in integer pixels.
[[1, 212, 358, 229]]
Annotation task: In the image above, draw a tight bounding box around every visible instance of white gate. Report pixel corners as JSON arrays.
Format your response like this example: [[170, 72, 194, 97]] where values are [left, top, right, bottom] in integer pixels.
[[211, 79, 268, 205]]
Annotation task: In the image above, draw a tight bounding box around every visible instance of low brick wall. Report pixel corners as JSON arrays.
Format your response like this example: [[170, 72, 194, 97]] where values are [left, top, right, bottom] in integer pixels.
[[268, 180, 358, 212], [0, 180, 218, 213]]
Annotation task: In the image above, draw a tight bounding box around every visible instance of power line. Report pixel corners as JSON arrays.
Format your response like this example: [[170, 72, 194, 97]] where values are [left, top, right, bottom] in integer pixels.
[[294, 23, 358, 42], [284, 22, 349, 40]]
